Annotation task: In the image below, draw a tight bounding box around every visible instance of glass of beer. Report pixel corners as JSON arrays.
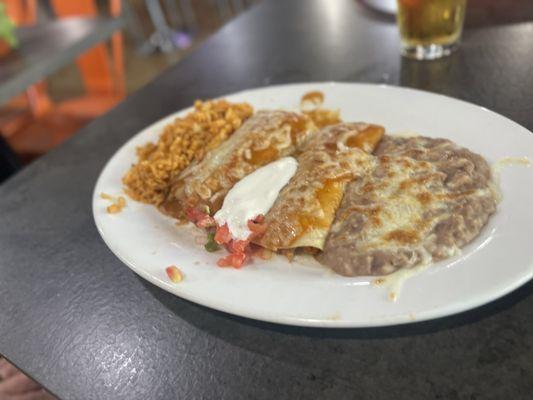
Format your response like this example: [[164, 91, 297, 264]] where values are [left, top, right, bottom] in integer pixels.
[[397, 0, 467, 60]]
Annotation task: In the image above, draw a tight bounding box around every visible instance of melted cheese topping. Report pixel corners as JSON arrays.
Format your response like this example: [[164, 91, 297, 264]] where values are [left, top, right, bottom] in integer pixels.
[[492, 156, 531, 173], [345, 157, 450, 253], [321, 135, 498, 278], [490, 156, 530, 204], [259, 123, 383, 251], [372, 246, 454, 302]]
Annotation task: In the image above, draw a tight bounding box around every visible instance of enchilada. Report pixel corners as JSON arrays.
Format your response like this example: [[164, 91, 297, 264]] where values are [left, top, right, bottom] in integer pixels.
[[160, 110, 316, 220], [257, 123, 384, 251]]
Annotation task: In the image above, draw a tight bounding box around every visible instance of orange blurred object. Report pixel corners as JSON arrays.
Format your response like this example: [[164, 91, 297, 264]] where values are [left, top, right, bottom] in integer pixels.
[[3, 0, 37, 25], [0, 0, 124, 159], [0, 40, 12, 57]]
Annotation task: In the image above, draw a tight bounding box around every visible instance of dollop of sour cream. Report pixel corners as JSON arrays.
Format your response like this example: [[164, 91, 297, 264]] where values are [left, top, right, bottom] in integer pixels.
[[214, 157, 298, 240]]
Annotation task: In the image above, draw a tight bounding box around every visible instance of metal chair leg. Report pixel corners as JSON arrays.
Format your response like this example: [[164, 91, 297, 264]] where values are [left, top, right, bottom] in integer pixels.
[[145, 0, 175, 53]]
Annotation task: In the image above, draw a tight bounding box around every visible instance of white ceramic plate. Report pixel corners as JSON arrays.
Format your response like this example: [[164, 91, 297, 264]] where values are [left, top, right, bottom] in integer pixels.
[[93, 82, 533, 328]]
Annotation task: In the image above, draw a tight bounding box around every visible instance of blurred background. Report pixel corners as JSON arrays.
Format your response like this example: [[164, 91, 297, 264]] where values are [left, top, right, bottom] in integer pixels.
[[0, 0, 532, 183], [0, 0, 259, 182]]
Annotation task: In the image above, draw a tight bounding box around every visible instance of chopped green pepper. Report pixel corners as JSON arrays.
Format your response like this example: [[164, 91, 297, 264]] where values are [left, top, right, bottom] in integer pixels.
[[204, 232, 220, 252]]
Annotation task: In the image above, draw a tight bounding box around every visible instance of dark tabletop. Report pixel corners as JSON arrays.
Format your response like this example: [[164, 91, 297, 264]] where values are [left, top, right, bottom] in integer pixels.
[[0, 17, 123, 106], [1, 0, 533, 399]]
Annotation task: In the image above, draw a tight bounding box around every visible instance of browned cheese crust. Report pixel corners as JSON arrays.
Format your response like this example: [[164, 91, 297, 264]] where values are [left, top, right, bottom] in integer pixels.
[[317, 135, 498, 276]]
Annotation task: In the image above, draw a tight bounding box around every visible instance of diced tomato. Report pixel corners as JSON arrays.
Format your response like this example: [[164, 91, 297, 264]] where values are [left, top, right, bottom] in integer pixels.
[[196, 215, 216, 228], [214, 223, 232, 244], [185, 207, 199, 222], [185, 207, 208, 223], [211, 215, 269, 269], [225, 239, 249, 254], [185, 207, 215, 228], [165, 265, 183, 283], [217, 252, 247, 268], [216, 255, 232, 267]]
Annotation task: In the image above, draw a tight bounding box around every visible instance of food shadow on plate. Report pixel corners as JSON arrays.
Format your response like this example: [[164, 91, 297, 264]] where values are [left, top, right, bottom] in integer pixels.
[[138, 275, 533, 340]]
